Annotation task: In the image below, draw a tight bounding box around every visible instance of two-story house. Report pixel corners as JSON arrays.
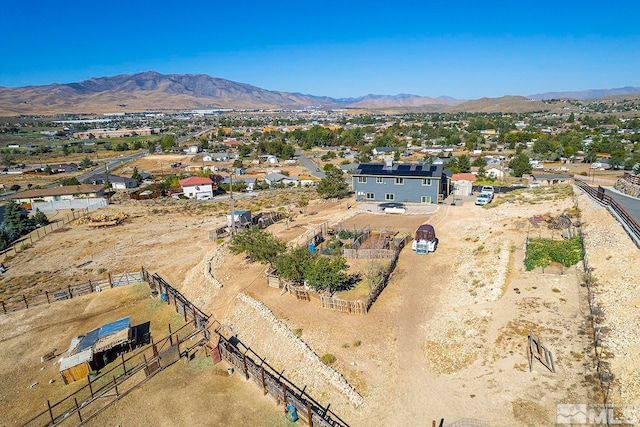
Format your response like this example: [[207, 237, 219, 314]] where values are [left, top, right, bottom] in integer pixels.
[[352, 160, 452, 204], [179, 176, 215, 199]]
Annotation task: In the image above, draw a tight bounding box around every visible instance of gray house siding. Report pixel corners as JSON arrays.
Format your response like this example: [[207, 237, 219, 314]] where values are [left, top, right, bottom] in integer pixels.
[[353, 175, 440, 203], [352, 162, 451, 203]]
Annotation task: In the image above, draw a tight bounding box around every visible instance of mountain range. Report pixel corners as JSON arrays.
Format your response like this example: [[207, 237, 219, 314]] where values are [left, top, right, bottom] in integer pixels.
[[0, 71, 639, 116]]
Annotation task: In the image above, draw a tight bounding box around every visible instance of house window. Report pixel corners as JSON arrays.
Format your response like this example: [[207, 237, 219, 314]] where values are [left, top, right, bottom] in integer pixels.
[[376, 177, 384, 184], [394, 178, 404, 185], [357, 176, 367, 184], [365, 192, 375, 200], [422, 178, 432, 186], [421, 196, 432, 204], [385, 193, 395, 201]]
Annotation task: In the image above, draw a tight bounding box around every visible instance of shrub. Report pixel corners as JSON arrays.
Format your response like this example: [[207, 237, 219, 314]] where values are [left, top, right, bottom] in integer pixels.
[[320, 353, 336, 365], [352, 340, 361, 347], [97, 267, 107, 274]]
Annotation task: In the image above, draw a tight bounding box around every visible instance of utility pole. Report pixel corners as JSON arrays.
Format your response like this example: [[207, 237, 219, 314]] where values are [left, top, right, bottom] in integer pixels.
[[105, 162, 111, 203], [229, 173, 236, 235]]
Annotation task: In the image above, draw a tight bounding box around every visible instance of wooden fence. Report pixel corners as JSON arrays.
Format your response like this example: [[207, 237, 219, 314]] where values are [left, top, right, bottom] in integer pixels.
[[0, 207, 96, 258], [141, 268, 211, 333], [575, 181, 640, 247], [319, 295, 366, 315], [0, 272, 146, 315], [573, 188, 616, 411], [218, 335, 348, 427], [21, 321, 200, 427], [209, 211, 285, 240], [363, 236, 406, 313], [276, 234, 407, 315], [623, 172, 640, 186]]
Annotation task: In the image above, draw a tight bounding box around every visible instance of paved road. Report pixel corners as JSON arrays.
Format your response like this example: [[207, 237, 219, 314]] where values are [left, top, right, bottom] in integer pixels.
[[78, 151, 148, 182], [295, 149, 326, 179], [603, 187, 640, 225]]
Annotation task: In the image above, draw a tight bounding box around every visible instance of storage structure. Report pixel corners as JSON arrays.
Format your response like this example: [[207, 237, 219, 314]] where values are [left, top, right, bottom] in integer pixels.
[[59, 317, 133, 384]]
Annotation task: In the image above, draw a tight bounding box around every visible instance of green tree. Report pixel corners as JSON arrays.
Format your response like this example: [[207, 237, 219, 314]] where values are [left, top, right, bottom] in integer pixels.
[[305, 256, 349, 296], [509, 153, 532, 177], [160, 135, 176, 151], [2, 200, 35, 241], [33, 209, 49, 226], [80, 156, 93, 169], [274, 245, 316, 285], [60, 177, 80, 186], [457, 155, 471, 173], [316, 167, 349, 199], [229, 227, 285, 268], [131, 167, 143, 184], [2, 153, 15, 167]]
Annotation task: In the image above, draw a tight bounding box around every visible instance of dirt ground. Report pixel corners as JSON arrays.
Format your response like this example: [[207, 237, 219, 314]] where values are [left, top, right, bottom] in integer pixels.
[[1, 182, 638, 426]]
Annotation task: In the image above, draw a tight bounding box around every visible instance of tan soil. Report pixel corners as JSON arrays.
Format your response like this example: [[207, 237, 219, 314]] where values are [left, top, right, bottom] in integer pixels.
[[1, 184, 638, 427]]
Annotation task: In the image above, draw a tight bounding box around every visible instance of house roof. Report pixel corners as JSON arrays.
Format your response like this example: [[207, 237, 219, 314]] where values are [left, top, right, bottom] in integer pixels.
[[60, 349, 93, 371], [354, 162, 444, 177], [265, 173, 298, 182], [179, 176, 213, 186], [451, 173, 477, 181], [86, 173, 137, 184], [373, 146, 397, 153], [221, 177, 257, 184], [11, 184, 104, 200]]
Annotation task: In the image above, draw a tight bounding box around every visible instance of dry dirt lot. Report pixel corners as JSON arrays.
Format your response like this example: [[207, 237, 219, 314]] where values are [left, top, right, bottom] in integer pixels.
[[1, 184, 638, 427]]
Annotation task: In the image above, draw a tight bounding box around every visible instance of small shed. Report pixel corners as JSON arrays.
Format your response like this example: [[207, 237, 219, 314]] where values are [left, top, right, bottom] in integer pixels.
[[59, 317, 132, 384], [227, 210, 251, 228], [60, 349, 93, 384]]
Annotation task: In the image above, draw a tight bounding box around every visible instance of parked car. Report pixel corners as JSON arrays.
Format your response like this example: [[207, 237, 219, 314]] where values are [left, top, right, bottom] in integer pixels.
[[480, 186, 495, 196], [475, 193, 492, 206]]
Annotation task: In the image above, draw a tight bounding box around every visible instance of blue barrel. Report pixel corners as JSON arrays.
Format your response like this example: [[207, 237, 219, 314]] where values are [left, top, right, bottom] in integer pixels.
[[309, 243, 315, 254], [161, 292, 167, 302], [285, 404, 298, 422]]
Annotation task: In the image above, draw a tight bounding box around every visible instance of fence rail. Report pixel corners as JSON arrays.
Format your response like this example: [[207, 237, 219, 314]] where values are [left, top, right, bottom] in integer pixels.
[[1, 272, 145, 315], [575, 181, 640, 247], [218, 335, 348, 427], [21, 321, 198, 427], [0, 204, 103, 259]]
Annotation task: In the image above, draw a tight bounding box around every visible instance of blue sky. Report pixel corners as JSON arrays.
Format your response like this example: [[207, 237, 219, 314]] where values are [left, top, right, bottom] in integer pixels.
[[2, 1, 639, 99]]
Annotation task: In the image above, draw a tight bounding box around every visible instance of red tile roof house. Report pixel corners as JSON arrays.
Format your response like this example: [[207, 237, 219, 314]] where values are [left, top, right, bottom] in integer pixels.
[[179, 176, 215, 200]]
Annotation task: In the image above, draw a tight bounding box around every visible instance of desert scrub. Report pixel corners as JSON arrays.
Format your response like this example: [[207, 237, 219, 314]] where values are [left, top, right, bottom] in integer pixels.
[[320, 353, 336, 365]]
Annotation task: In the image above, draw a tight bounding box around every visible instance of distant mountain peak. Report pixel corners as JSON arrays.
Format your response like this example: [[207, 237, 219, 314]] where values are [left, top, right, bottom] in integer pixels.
[[529, 86, 640, 100]]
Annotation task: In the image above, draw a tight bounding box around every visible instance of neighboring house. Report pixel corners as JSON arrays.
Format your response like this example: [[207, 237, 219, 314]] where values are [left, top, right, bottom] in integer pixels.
[[372, 147, 397, 158], [451, 173, 476, 197], [139, 172, 154, 181], [264, 173, 299, 187], [204, 152, 231, 162], [11, 184, 106, 204], [485, 166, 505, 179], [220, 176, 257, 191], [187, 145, 200, 154], [179, 176, 215, 199], [524, 173, 573, 186], [51, 163, 79, 173], [85, 173, 139, 190], [352, 160, 452, 204], [297, 175, 318, 187]]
